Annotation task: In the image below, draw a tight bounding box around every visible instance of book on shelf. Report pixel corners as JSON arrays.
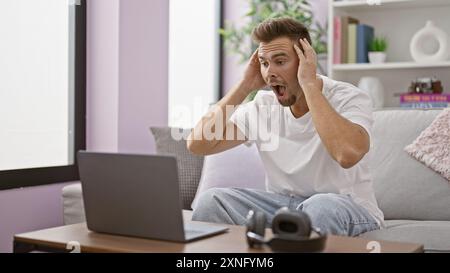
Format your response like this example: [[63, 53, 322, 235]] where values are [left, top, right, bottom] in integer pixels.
[[333, 16, 341, 64], [400, 93, 450, 103], [334, 16, 377, 64], [347, 23, 357, 63], [334, 16, 359, 64], [400, 102, 449, 109], [356, 24, 374, 63]]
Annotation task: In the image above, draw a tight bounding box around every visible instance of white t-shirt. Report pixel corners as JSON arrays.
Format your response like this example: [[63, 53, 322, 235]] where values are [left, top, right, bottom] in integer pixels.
[[230, 75, 384, 227]]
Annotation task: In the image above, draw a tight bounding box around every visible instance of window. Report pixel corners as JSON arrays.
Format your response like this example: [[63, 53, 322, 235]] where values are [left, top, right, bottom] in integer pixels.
[[0, 0, 86, 190], [169, 0, 222, 129]]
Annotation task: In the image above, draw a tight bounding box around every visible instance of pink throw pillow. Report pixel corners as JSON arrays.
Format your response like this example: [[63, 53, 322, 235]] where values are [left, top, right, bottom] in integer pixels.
[[404, 108, 450, 181]]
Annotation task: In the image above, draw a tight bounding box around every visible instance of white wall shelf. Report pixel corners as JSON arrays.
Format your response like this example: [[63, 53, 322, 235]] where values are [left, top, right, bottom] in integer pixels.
[[333, 0, 450, 11], [327, 0, 450, 107], [333, 61, 450, 71]]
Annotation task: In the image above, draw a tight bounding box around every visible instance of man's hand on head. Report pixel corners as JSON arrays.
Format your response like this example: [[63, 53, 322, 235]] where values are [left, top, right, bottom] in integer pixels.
[[238, 48, 267, 96], [294, 38, 321, 93]]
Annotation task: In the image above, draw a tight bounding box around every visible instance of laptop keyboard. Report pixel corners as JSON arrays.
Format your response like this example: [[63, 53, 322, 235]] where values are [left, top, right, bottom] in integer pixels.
[[184, 223, 208, 233]]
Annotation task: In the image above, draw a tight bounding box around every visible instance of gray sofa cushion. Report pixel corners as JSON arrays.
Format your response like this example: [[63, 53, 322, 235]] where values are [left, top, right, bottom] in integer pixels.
[[150, 127, 204, 210], [191, 143, 266, 209], [371, 109, 450, 220], [360, 220, 450, 253], [62, 183, 86, 225]]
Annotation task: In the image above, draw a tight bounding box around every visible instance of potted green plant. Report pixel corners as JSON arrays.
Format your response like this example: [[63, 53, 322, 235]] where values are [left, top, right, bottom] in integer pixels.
[[368, 36, 388, 64]]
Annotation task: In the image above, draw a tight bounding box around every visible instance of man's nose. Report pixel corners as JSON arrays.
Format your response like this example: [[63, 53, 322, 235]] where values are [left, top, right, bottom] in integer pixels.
[[267, 65, 278, 79]]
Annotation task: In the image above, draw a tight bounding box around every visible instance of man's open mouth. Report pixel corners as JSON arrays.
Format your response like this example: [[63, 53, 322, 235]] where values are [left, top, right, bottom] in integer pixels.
[[272, 84, 286, 98]]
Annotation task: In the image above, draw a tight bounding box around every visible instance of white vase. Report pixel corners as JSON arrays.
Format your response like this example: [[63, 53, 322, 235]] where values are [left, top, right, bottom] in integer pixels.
[[410, 20, 450, 62], [358, 77, 384, 109], [368, 52, 387, 64]]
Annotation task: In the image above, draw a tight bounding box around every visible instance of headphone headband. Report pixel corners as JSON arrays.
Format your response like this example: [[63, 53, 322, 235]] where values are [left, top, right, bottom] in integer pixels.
[[246, 208, 327, 253]]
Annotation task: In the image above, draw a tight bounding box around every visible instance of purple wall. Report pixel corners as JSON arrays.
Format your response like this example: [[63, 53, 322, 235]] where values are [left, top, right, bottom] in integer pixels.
[[222, 0, 249, 94], [88, 0, 169, 154], [0, 182, 75, 253], [87, 0, 120, 152], [118, 0, 168, 154], [0, 0, 169, 253]]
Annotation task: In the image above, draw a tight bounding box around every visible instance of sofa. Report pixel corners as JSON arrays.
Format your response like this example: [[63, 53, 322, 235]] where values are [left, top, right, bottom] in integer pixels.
[[62, 109, 450, 252]]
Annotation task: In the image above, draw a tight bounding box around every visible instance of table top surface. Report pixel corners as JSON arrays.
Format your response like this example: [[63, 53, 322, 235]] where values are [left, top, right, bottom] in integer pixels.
[[14, 211, 423, 253]]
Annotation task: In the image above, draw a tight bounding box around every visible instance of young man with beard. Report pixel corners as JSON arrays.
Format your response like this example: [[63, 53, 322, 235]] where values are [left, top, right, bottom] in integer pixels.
[[187, 18, 383, 236]]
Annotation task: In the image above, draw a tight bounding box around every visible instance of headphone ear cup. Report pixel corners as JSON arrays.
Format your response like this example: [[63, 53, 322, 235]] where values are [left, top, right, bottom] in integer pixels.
[[298, 211, 312, 237], [246, 210, 266, 247], [253, 210, 266, 238], [272, 208, 312, 238]]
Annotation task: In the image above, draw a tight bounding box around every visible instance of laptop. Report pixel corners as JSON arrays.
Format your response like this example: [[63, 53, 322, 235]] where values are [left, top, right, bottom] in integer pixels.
[[77, 151, 228, 242]]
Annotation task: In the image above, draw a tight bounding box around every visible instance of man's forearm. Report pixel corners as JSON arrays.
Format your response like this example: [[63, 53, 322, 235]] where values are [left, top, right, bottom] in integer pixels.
[[294, 38, 369, 168], [187, 82, 250, 150], [303, 84, 369, 168]]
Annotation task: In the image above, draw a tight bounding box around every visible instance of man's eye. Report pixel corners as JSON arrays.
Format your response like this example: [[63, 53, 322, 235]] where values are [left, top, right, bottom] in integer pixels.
[[277, 61, 285, 65], [262, 62, 269, 67]]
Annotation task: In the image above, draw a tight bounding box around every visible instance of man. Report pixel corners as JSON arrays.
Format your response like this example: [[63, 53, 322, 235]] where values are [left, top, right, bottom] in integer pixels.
[[187, 18, 383, 236]]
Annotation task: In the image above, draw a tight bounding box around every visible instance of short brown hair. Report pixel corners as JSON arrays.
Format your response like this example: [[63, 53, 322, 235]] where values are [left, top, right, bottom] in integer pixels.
[[252, 17, 312, 45]]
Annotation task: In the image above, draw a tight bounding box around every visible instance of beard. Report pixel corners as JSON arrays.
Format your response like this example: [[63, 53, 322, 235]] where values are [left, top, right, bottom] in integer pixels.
[[271, 83, 301, 107], [277, 92, 297, 106]]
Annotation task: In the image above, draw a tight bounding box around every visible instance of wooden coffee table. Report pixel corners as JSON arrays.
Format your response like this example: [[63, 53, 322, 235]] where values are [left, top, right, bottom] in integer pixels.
[[13, 211, 423, 253]]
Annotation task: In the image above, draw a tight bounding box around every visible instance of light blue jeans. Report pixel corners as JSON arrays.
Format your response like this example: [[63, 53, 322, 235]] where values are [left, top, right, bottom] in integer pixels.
[[192, 188, 380, 237]]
